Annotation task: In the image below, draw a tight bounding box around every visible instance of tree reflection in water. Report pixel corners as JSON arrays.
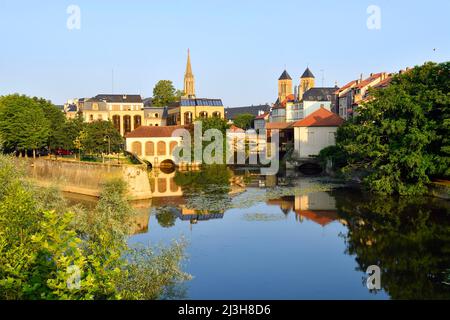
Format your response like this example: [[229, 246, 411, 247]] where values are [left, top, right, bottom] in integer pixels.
[[334, 189, 450, 299]]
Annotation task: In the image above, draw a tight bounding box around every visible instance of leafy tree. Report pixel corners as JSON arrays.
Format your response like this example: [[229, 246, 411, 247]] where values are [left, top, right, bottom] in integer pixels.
[[152, 80, 179, 107], [34, 98, 67, 151], [334, 62, 450, 195], [233, 113, 255, 130], [79, 120, 123, 155], [0, 94, 50, 157]]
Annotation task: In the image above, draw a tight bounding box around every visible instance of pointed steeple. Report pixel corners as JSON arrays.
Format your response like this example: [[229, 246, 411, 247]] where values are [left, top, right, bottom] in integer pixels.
[[185, 49, 193, 77], [183, 49, 195, 98]]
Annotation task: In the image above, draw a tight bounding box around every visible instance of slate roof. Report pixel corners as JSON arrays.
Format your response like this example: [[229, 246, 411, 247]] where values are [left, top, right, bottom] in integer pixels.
[[293, 107, 344, 127], [301, 68, 315, 78], [303, 87, 337, 101], [94, 94, 142, 103], [225, 104, 271, 120], [278, 70, 292, 80]]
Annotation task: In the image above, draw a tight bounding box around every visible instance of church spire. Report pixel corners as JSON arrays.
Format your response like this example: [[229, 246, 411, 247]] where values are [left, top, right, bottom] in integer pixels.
[[183, 49, 195, 98]]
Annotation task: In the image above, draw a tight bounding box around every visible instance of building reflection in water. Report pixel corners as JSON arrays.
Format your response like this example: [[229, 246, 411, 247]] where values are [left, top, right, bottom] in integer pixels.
[[265, 179, 346, 227]]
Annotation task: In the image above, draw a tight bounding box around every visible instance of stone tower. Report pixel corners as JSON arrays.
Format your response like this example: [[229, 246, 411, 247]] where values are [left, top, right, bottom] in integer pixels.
[[183, 49, 195, 98], [278, 70, 293, 104], [299, 67, 315, 100]]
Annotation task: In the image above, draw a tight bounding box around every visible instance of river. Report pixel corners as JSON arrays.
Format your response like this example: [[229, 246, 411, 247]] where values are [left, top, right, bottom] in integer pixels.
[[65, 166, 450, 299]]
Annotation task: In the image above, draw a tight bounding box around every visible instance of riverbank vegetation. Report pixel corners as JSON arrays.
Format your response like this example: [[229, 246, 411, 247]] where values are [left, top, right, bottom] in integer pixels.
[[320, 62, 449, 195], [0, 155, 190, 300]]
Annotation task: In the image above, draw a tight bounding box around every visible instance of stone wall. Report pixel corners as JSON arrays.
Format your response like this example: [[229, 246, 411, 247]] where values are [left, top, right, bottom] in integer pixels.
[[26, 159, 152, 200]]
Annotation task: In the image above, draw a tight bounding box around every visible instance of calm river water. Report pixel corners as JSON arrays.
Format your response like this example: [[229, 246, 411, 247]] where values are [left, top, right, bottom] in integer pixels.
[[67, 166, 450, 300]]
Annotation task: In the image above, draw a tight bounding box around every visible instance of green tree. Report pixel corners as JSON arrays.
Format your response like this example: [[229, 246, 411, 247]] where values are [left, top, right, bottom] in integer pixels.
[[0, 94, 50, 157], [334, 62, 450, 195], [152, 80, 179, 107], [233, 113, 255, 130], [34, 98, 67, 152], [79, 120, 123, 155]]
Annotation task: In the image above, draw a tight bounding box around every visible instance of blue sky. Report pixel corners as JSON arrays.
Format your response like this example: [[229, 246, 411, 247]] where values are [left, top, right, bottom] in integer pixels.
[[0, 0, 448, 107]]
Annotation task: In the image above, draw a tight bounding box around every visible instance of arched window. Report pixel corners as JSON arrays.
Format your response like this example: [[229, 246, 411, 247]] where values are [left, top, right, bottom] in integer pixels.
[[134, 115, 142, 129], [199, 111, 208, 119], [212, 111, 221, 118], [169, 141, 178, 155], [145, 141, 155, 156], [184, 112, 193, 125], [131, 141, 142, 156], [154, 113, 159, 118], [112, 115, 121, 132], [157, 141, 166, 156], [170, 178, 178, 192], [124, 115, 132, 134]]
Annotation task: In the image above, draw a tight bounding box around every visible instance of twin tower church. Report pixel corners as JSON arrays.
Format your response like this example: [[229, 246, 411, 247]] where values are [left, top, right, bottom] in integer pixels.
[[277, 68, 316, 106]]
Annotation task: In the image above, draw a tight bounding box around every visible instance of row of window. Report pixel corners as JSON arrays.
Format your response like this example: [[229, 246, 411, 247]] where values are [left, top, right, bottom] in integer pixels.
[[131, 141, 178, 157]]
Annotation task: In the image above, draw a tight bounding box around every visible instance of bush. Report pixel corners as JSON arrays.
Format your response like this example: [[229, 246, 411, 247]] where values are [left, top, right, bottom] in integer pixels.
[[0, 155, 190, 300]]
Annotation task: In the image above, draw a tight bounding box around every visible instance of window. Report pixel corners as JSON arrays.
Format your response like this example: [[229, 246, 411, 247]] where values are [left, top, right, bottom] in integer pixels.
[[134, 115, 142, 129], [145, 141, 155, 156], [169, 141, 178, 155], [124, 115, 131, 133], [157, 141, 166, 156], [131, 141, 142, 156], [154, 113, 159, 118], [112, 115, 120, 132], [92, 103, 98, 111], [89, 114, 94, 121]]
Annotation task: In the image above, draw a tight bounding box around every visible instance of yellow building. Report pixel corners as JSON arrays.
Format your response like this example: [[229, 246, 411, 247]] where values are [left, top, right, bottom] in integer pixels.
[[278, 70, 293, 104], [167, 50, 225, 125], [299, 68, 315, 100], [81, 94, 145, 136]]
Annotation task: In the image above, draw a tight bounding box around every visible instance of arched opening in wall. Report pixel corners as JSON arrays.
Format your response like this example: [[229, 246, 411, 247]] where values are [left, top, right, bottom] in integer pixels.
[[112, 115, 121, 132], [124, 115, 132, 134], [160, 159, 176, 174], [184, 112, 193, 125], [157, 141, 166, 156], [169, 141, 178, 156], [199, 111, 208, 119], [145, 141, 155, 156], [212, 111, 221, 118], [298, 162, 322, 175], [134, 115, 142, 129], [131, 141, 142, 156]]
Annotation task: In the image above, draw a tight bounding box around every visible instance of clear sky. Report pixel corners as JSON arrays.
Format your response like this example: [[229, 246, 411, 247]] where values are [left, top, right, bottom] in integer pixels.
[[0, 0, 448, 107]]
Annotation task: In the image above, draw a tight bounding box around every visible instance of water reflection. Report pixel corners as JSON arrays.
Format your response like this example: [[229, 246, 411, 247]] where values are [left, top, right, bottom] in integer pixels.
[[66, 166, 450, 299], [144, 167, 450, 299]]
